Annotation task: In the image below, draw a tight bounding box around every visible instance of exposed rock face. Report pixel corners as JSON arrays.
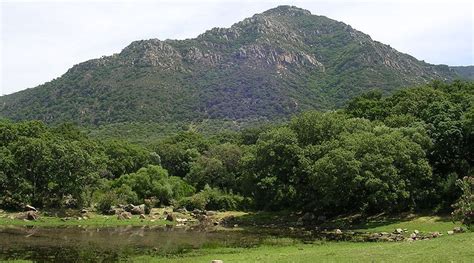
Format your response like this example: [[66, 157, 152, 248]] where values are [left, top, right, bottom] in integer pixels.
[[0, 5, 459, 126]]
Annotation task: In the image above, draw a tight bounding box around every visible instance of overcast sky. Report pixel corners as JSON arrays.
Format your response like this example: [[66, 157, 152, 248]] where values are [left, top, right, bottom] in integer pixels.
[[1, 0, 473, 95]]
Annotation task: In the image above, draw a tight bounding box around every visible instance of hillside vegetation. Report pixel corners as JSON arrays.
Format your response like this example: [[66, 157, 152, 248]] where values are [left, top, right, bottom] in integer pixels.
[[1, 81, 472, 228], [0, 6, 460, 126]]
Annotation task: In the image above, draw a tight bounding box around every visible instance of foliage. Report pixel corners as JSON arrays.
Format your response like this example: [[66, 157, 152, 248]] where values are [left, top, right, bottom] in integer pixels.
[[0, 7, 460, 128], [112, 165, 195, 206], [179, 186, 245, 211], [452, 176, 474, 228]]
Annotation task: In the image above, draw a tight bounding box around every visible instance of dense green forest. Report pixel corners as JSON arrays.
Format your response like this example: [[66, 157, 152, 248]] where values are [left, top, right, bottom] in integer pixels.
[[1, 81, 472, 225]]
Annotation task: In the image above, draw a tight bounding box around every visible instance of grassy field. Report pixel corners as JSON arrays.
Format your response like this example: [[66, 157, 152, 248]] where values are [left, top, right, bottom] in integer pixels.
[[135, 232, 474, 262]]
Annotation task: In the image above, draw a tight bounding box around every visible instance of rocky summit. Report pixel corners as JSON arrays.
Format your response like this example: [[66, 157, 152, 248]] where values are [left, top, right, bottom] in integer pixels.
[[0, 6, 460, 125]]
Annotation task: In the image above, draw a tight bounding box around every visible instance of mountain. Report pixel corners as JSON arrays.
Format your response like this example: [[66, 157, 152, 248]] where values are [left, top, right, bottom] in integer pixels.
[[0, 5, 460, 126], [451, 66, 474, 80]]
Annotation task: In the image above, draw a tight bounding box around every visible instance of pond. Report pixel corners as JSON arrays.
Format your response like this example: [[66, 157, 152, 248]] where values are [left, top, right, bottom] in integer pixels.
[[0, 225, 286, 261]]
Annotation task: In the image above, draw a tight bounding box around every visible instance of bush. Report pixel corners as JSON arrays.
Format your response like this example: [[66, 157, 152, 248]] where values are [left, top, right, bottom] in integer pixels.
[[452, 176, 474, 228], [179, 186, 245, 211], [96, 191, 117, 214], [179, 194, 208, 211]]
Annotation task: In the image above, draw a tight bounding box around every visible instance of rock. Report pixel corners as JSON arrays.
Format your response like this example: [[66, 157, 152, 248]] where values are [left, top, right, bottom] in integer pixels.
[[410, 233, 417, 239], [124, 204, 135, 212], [301, 212, 315, 223], [25, 205, 37, 212], [206, 211, 217, 216], [335, 229, 343, 234], [125, 204, 145, 215], [166, 213, 176, 222], [380, 232, 389, 236], [317, 215, 326, 222], [173, 207, 188, 213], [394, 228, 403, 234], [26, 211, 38, 220], [117, 211, 132, 220], [414, 230, 419, 234], [453, 227, 464, 233], [131, 206, 144, 215], [80, 209, 88, 214], [211, 260, 223, 263], [431, 232, 441, 238], [139, 214, 146, 219], [447, 230, 454, 235]]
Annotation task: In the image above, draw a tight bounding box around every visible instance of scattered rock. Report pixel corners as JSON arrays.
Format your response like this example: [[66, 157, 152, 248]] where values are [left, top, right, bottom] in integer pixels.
[[117, 211, 132, 220], [431, 232, 441, 238], [173, 207, 188, 213], [125, 204, 145, 215], [206, 211, 217, 216], [317, 215, 327, 222], [176, 218, 188, 223], [166, 213, 176, 222], [300, 212, 315, 223], [26, 211, 38, 221], [25, 205, 37, 212]]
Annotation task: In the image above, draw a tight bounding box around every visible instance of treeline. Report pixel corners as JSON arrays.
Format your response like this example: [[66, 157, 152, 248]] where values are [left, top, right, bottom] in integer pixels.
[[0, 81, 472, 220]]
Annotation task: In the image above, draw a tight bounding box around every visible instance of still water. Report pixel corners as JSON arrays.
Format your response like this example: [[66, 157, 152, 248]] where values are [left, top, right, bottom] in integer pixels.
[[0, 225, 277, 262]]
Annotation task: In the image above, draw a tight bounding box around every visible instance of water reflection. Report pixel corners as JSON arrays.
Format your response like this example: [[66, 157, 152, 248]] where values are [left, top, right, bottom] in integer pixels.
[[0, 225, 264, 261]]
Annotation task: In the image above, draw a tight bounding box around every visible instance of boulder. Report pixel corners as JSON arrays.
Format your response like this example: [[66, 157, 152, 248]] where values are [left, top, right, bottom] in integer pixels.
[[139, 214, 146, 219], [80, 209, 88, 214], [447, 230, 454, 235], [317, 215, 327, 222], [453, 227, 464, 233], [335, 229, 342, 235], [25, 205, 37, 212], [394, 228, 403, 234], [26, 211, 38, 220], [173, 207, 188, 213], [414, 230, 419, 235], [117, 211, 132, 220], [301, 212, 315, 223], [124, 204, 135, 212], [206, 211, 217, 216], [166, 213, 176, 222], [131, 205, 145, 215]]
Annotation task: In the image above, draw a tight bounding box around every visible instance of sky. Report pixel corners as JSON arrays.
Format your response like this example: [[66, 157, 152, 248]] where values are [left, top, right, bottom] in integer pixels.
[[0, 0, 473, 95]]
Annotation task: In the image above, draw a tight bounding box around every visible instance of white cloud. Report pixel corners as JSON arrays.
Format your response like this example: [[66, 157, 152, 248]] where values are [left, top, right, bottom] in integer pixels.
[[1, 0, 472, 95]]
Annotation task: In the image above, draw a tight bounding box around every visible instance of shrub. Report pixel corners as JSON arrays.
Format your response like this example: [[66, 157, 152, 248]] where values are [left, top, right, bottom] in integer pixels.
[[179, 185, 245, 211], [96, 191, 117, 214], [452, 176, 474, 228]]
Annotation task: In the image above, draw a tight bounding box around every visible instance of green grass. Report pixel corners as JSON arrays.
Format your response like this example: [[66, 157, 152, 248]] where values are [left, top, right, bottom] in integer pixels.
[[134, 232, 474, 262], [0, 214, 169, 227], [353, 215, 460, 233]]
